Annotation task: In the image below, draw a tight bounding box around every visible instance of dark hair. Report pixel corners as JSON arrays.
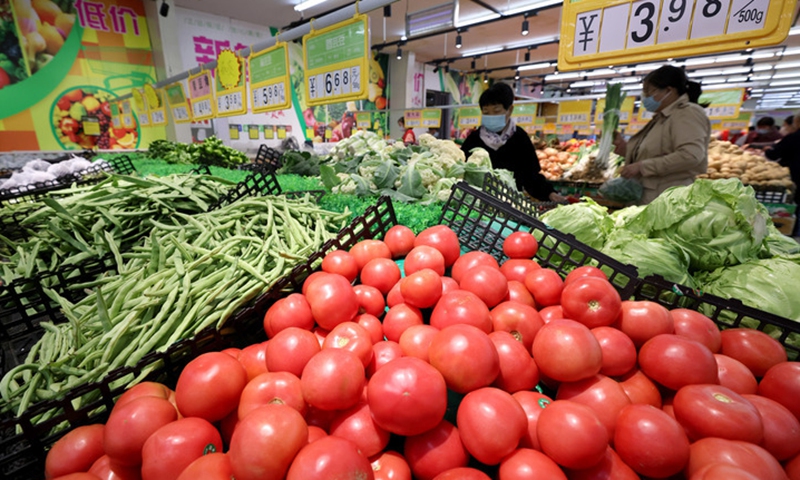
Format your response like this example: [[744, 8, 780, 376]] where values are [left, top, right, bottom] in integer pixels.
[[644, 65, 705, 105], [785, 116, 794, 126], [756, 117, 775, 127], [397, 117, 405, 126], [479, 83, 515, 110]]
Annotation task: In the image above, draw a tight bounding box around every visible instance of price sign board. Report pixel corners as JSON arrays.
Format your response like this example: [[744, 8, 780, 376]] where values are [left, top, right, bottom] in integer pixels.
[[596, 97, 635, 123], [110, 102, 122, 129], [188, 70, 216, 121], [145, 84, 167, 126], [511, 104, 537, 126], [165, 82, 192, 123], [404, 110, 422, 128], [722, 111, 752, 129], [303, 14, 369, 106], [355, 111, 372, 129], [557, 100, 593, 125], [249, 125, 260, 139], [544, 123, 558, 134], [120, 99, 134, 129], [215, 50, 247, 117], [458, 107, 482, 128], [82, 116, 101, 136], [699, 88, 744, 119], [131, 88, 149, 126], [422, 109, 441, 128], [277, 125, 287, 139], [250, 43, 291, 113], [559, 0, 797, 71], [229, 124, 241, 140]]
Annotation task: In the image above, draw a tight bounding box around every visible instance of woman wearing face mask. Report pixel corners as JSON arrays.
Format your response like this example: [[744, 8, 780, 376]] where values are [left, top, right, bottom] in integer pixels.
[[461, 83, 565, 202], [613, 65, 711, 204], [742, 117, 783, 148]]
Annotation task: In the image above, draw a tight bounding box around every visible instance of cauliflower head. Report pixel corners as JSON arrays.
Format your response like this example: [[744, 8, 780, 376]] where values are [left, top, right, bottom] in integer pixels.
[[467, 147, 492, 168]]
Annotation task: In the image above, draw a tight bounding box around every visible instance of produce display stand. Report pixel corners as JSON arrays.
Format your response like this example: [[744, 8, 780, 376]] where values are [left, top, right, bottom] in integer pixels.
[[482, 174, 566, 217], [238, 144, 282, 172]]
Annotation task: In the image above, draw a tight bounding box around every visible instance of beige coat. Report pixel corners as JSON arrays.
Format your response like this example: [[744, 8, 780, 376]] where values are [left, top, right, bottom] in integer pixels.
[[625, 94, 711, 204]]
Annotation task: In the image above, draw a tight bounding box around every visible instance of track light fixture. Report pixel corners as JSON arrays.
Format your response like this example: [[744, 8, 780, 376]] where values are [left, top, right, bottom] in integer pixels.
[[455, 34, 462, 49], [515, 70, 520, 80], [521, 14, 529, 36], [445, 64, 450, 73], [471, 59, 476, 69], [483, 73, 488, 83], [160, 0, 169, 17], [396, 47, 402, 60], [525, 49, 531, 62]]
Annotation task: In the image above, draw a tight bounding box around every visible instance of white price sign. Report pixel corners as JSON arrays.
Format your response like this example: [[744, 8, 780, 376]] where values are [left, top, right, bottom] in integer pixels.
[[172, 106, 190, 122], [459, 117, 480, 127], [217, 91, 244, 114], [193, 98, 213, 118], [112, 117, 121, 129], [558, 113, 589, 124], [253, 83, 287, 109], [309, 66, 360, 102], [138, 113, 150, 126], [150, 109, 166, 125]]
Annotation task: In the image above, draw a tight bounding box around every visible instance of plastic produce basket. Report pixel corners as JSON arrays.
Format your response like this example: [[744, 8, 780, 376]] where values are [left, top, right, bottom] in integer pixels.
[[189, 164, 213, 176], [239, 144, 283, 172], [207, 167, 283, 211], [748, 184, 794, 204], [482, 174, 566, 217], [0, 196, 397, 480]]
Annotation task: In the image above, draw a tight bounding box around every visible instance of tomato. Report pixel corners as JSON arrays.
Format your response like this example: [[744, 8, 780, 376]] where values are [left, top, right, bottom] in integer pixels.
[[321, 250, 359, 282], [460, 265, 509, 308], [539, 305, 563, 324], [451, 251, 500, 284], [51, 474, 101, 480], [175, 352, 247, 422], [616, 300, 674, 347], [238, 372, 306, 419], [323, 321, 374, 367], [229, 405, 308, 480], [673, 384, 763, 443], [505, 280, 537, 308], [560, 277, 621, 329], [786, 454, 800, 480], [302, 271, 330, 296], [384, 225, 416, 258], [387, 281, 404, 307], [357, 314, 384, 344], [532, 319, 602, 383], [524, 269, 563, 307], [140, 417, 222, 480], [685, 438, 787, 480], [564, 447, 639, 480], [383, 304, 424, 342], [490, 331, 539, 393], [617, 369, 662, 408], [714, 354, 758, 394], [490, 302, 543, 351], [367, 340, 403, 377], [719, 328, 788, 377], [404, 420, 469, 480], [330, 402, 390, 457], [457, 387, 527, 465], [536, 400, 608, 469], [222, 348, 240, 358], [671, 309, 722, 353], [499, 448, 567, 480], [557, 375, 631, 441], [362, 258, 402, 295], [690, 463, 762, 480], [371, 450, 412, 480], [742, 394, 800, 460], [264, 293, 315, 338], [500, 259, 541, 284], [176, 453, 233, 480], [404, 245, 446, 276], [266, 327, 320, 377], [305, 405, 338, 431], [758, 362, 800, 421], [513, 391, 553, 451], [430, 290, 492, 333], [564, 266, 608, 286], [590, 326, 636, 377], [441, 276, 459, 295], [400, 268, 443, 309], [104, 396, 178, 466], [354, 284, 386, 317], [368, 357, 447, 436], [301, 348, 365, 411], [638, 334, 719, 390], [219, 410, 238, 448], [429, 324, 500, 393], [87, 455, 141, 480], [614, 404, 690, 478], [237, 342, 269, 382], [415, 225, 461, 267], [399, 324, 439, 362], [432, 468, 491, 480], [503, 231, 539, 259], [307, 425, 327, 443], [305, 273, 359, 330], [287, 433, 374, 480], [46, 425, 105, 479], [350, 239, 392, 270], [114, 382, 171, 409]]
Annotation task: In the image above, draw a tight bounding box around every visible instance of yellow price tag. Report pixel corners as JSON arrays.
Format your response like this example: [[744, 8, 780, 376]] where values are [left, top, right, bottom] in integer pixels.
[[229, 125, 240, 140], [265, 126, 275, 139], [165, 82, 192, 124], [82, 117, 101, 136], [543, 123, 557, 134], [700, 88, 744, 119], [215, 50, 247, 117], [145, 85, 167, 126], [249, 125, 260, 140], [277, 126, 287, 139], [404, 110, 422, 128], [557, 100, 592, 126], [188, 70, 216, 121], [250, 42, 291, 113], [595, 97, 635, 124]]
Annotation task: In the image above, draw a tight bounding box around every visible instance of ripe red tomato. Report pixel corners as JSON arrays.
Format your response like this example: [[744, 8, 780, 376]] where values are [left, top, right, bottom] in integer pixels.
[[367, 340, 403, 377], [451, 251, 500, 284], [329, 402, 390, 457], [404, 420, 469, 480], [560, 277, 621, 329], [368, 357, 447, 435], [460, 265, 509, 308], [399, 324, 439, 362], [404, 245, 446, 276], [114, 382, 171, 409], [229, 405, 308, 480], [141, 417, 222, 480], [489, 331, 539, 393], [400, 268, 443, 309], [505, 280, 537, 308], [500, 259, 541, 284], [719, 328, 787, 377], [618, 369, 662, 408], [536, 400, 608, 469], [387, 280, 404, 307], [685, 437, 787, 480], [307, 425, 327, 443], [785, 453, 800, 480], [87, 455, 140, 480], [673, 384, 763, 443], [324, 321, 374, 366], [563, 446, 639, 480], [263, 293, 314, 337], [302, 271, 329, 296], [382, 303, 424, 342], [590, 326, 636, 377], [321, 250, 359, 282], [614, 404, 690, 478], [513, 391, 553, 451], [305, 273, 359, 330], [361, 258, 402, 295], [616, 300, 674, 348], [430, 290, 492, 333], [46, 425, 105, 479], [532, 319, 602, 383], [176, 453, 233, 480], [671, 309, 722, 353], [429, 324, 500, 393], [301, 348, 364, 411], [742, 394, 800, 460], [638, 334, 719, 390], [350, 239, 392, 270], [503, 231, 539, 259], [370, 451, 412, 480], [384, 225, 416, 258], [175, 352, 248, 422], [689, 463, 762, 480], [564, 266, 607, 286], [222, 347, 240, 358], [556, 375, 631, 441], [758, 362, 800, 421], [237, 342, 269, 382], [354, 284, 386, 317], [432, 467, 491, 480], [524, 269, 563, 307], [266, 327, 320, 377], [441, 276, 459, 295], [104, 396, 178, 467], [238, 372, 306, 419], [457, 387, 527, 465], [714, 354, 758, 394], [538, 305, 563, 324], [499, 448, 567, 480], [357, 314, 384, 344], [50, 474, 101, 480], [415, 225, 461, 267]]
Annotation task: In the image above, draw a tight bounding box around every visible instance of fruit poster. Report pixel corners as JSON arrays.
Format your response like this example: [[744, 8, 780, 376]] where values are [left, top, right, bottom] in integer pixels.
[[0, 0, 163, 151]]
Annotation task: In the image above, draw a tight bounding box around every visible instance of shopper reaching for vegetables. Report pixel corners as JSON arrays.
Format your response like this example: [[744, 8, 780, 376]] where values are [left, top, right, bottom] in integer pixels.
[[461, 83, 565, 202]]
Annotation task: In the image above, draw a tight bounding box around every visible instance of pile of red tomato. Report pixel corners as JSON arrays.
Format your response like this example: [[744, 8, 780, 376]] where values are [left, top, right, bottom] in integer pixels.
[[43, 225, 800, 480]]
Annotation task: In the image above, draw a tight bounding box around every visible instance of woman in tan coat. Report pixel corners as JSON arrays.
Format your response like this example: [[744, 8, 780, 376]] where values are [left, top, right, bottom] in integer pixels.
[[614, 66, 711, 204]]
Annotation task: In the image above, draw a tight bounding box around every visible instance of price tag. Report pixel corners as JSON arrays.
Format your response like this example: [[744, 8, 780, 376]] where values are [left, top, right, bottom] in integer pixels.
[[138, 112, 150, 127], [188, 70, 216, 120], [511, 104, 537, 126], [421, 109, 442, 128], [120, 99, 134, 129], [277, 126, 287, 139], [700, 88, 744, 119], [215, 50, 247, 117], [230, 125, 240, 140], [404, 110, 422, 128], [250, 43, 291, 113], [559, 0, 796, 71], [325, 127, 332, 140], [355, 112, 372, 129], [131, 88, 150, 126], [306, 127, 315, 138], [458, 107, 482, 128], [150, 109, 166, 125], [110, 102, 122, 129], [145, 85, 167, 126], [303, 14, 369, 106], [249, 125, 260, 139], [721, 112, 752, 129], [596, 97, 635, 124], [557, 100, 593, 125], [165, 82, 193, 124], [265, 126, 275, 139], [82, 117, 101, 136], [544, 123, 557, 134]]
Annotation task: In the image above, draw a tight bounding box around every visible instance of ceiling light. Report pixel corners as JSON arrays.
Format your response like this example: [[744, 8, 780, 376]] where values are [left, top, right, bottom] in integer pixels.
[[750, 75, 773, 81], [722, 67, 752, 75], [688, 69, 723, 77], [515, 70, 520, 80], [751, 51, 777, 59], [455, 34, 462, 49], [457, 12, 501, 27], [545, 72, 579, 80], [505, 0, 563, 15], [714, 54, 747, 63], [763, 86, 800, 92], [790, 26, 800, 36], [771, 71, 800, 79], [770, 80, 800, 86], [586, 68, 617, 77], [775, 61, 800, 70], [396, 48, 402, 60], [294, 0, 330, 12], [460, 46, 503, 57], [401, 34, 408, 41], [521, 18, 529, 36], [619, 76, 642, 83], [783, 47, 800, 56], [683, 58, 717, 67], [752, 64, 773, 71], [571, 80, 599, 88], [622, 85, 643, 91], [484, 73, 488, 83], [518, 62, 552, 71], [703, 78, 727, 84], [727, 76, 748, 82]]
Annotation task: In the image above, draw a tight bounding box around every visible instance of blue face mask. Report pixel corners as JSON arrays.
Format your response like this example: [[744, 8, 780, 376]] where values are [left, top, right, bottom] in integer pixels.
[[642, 90, 670, 112], [482, 114, 507, 133], [756, 128, 770, 135]]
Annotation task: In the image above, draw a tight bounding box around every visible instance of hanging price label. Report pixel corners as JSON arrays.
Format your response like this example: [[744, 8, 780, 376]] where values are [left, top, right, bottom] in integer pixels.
[[699, 88, 744, 119], [131, 88, 149, 126], [249, 125, 260, 139], [421, 110, 442, 128], [120, 99, 134, 129], [511, 104, 537, 126], [265, 126, 275, 139], [458, 107, 482, 128], [404, 110, 422, 128], [165, 82, 193, 123], [215, 50, 248, 117], [144, 84, 167, 126], [250, 43, 291, 113], [110, 102, 122, 129], [557, 100, 593, 125], [230, 124, 240, 140], [188, 70, 216, 120], [596, 97, 635, 124]]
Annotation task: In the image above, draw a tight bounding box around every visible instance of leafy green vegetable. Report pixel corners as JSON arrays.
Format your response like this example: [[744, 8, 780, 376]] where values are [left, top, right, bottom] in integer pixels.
[[146, 137, 248, 168], [596, 83, 625, 169], [601, 229, 696, 287], [277, 151, 321, 176], [540, 198, 614, 250], [374, 162, 400, 190], [762, 223, 800, 257], [320, 165, 342, 190], [397, 165, 427, 199]]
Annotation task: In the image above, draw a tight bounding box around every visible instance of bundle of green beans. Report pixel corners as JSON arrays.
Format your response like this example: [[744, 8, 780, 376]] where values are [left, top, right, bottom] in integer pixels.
[[0, 194, 349, 422]]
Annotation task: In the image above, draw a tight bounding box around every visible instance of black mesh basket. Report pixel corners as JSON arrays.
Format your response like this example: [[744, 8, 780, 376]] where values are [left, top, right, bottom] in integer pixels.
[[748, 184, 794, 204], [189, 165, 213, 176], [207, 167, 283, 211], [239, 144, 283, 172], [482, 174, 566, 216]]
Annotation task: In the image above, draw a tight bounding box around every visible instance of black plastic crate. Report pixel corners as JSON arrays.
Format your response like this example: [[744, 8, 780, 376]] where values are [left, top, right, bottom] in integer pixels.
[[749, 185, 794, 204], [189, 164, 213, 176], [239, 144, 282, 172], [207, 167, 283, 211], [106, 155, 136, 175], [482, 174, 566, 216]]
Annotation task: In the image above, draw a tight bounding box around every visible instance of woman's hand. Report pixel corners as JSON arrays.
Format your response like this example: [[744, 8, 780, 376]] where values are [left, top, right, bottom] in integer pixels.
[[549, 192, 567, 202], [612, 131, 627, 156], [620, 163, 642, 178]]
